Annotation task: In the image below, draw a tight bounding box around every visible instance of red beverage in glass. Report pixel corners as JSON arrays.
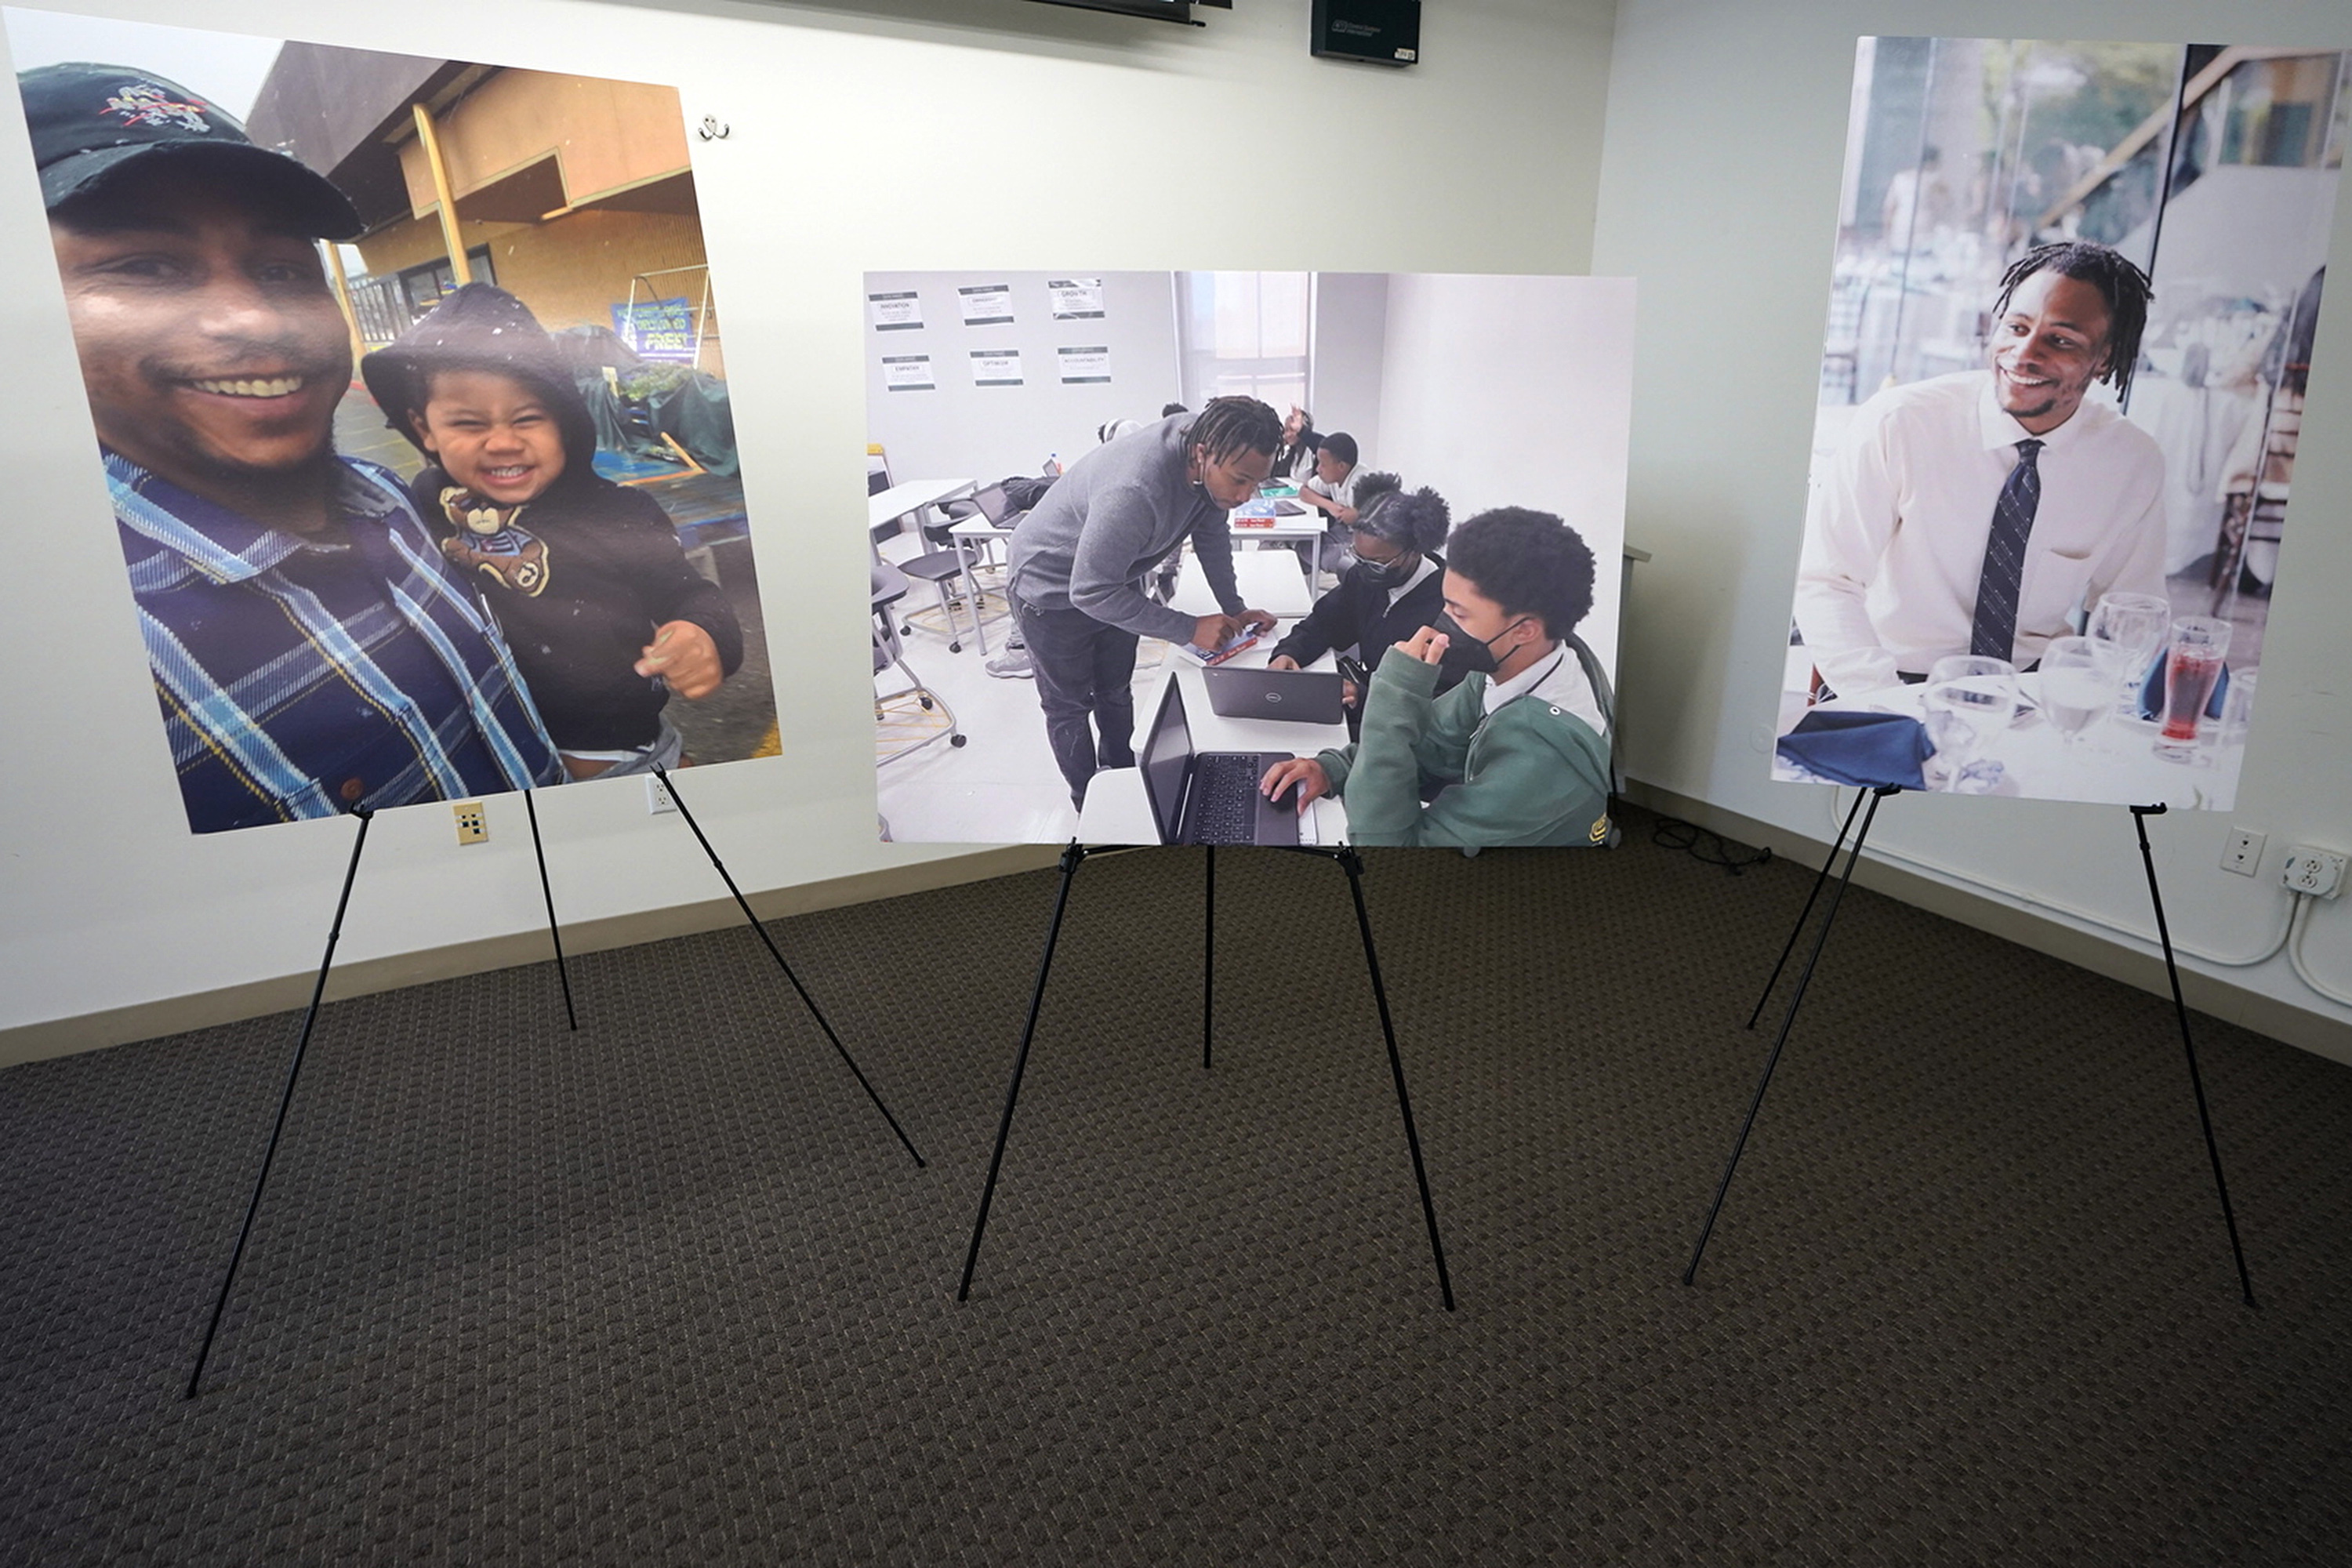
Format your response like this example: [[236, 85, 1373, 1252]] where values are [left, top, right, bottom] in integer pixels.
[[2162, 648, 2225, 740]]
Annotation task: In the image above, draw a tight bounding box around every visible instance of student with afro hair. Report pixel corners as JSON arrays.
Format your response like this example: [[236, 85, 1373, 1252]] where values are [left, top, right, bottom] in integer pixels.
[[1260, 506, 1613, 849]]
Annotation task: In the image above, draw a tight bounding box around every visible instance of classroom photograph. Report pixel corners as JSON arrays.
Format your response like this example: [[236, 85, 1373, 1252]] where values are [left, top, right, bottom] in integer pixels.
[[864, 269, 1635, 848]]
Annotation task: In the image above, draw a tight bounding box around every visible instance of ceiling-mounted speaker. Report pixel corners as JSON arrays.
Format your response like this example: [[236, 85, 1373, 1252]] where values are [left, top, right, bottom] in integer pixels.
[[1312, 0, 1419, 67]]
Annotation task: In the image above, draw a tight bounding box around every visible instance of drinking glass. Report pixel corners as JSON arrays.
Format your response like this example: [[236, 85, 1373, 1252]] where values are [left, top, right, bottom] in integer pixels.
[[2037, 636, 2126, 747], [2088, 592, 2170, 717], [2218, 667, 2259, 752], [2154, 616, 2232, 762], [1923, 655, 2017, 790]]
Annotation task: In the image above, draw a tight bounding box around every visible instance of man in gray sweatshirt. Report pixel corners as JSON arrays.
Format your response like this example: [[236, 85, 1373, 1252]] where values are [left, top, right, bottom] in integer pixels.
[[1007, 397, 1281, 806]]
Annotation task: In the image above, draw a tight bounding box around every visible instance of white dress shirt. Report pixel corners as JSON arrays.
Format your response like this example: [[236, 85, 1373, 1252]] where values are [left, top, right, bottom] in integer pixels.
[[1385, 554, 1439, 608], [1794, 369, 2168, 694], [1480, 644, 1607, 737]]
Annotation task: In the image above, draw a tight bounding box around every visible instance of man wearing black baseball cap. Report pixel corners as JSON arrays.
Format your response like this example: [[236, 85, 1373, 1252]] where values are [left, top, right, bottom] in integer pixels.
[[22, 64, 562, 832]]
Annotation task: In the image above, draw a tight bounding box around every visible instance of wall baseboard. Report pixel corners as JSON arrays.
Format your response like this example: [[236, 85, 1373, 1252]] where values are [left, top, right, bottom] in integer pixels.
[[0, 844, 1062, 1070], [1621, 779, 2352, 1069]]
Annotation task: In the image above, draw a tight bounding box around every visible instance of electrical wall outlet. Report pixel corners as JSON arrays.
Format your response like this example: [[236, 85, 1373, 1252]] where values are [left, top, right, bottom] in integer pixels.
[[647, 777, 677, 815], [2281, 846, 2347, 899], [452, 800, 488, 844], [2221, 827, 2266, 877]]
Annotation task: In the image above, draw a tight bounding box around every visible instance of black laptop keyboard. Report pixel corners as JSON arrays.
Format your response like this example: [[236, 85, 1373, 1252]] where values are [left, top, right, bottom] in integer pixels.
[[1190, 754, 1262, 844]]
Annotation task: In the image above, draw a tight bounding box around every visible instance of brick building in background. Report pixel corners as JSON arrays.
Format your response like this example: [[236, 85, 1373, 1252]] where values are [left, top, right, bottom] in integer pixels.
[[249, 47, 721, 375]]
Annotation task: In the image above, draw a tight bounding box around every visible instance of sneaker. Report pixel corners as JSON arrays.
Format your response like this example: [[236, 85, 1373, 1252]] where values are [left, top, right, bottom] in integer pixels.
[[985, 646, 1033, 678]]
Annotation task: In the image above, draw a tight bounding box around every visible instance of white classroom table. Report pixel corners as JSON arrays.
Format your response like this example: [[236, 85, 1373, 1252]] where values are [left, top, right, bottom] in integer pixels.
[[1078, 645, 1351, 847], [1166, 548, 1316, 620], [947, 516, 1015, 655], [868, 477, 975, 534]]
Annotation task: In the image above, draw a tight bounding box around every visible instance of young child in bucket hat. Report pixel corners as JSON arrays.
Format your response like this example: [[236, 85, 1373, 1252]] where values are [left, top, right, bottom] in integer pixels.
[[365, 284, 744, 778]]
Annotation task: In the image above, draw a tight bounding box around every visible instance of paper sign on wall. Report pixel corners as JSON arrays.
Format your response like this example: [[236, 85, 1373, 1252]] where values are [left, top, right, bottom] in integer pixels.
[[882, 354, 935, 391], [868, 291, 924, 331], [970, 349, 1023, 387], [1056, 345, 1112, 384], [958, 284, 1013, 326], [1048, 278, 1105, 320]]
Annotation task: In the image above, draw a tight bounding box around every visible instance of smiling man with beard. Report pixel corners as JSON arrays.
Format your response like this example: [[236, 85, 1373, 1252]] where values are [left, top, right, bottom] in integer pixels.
[[22, 64, 561, 831], [1793, 241, 2166, 697]]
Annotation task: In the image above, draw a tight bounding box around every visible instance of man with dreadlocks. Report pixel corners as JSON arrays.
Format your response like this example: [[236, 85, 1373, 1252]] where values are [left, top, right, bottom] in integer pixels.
[[1795, 241, 2166, 696], [1006, 397, 1280, 808]]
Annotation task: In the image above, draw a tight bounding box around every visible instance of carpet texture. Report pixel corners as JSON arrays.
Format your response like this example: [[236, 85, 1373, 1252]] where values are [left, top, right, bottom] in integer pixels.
[[5, 810, 2350, 1564]]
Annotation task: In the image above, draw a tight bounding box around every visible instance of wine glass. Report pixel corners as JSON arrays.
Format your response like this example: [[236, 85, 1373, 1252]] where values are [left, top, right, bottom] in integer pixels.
[[2038, 636, 2126, 747], [1923, 655, 2018, 791], [2088, 592, 2170, 717]]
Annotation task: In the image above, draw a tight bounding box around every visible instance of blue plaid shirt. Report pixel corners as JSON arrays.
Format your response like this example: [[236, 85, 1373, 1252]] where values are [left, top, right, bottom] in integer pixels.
[[109, 452, 564, 833]]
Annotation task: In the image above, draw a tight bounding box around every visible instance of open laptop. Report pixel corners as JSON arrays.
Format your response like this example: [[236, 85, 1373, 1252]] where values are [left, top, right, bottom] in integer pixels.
[[1203, 666, 1346, 725], [1138, 677, 1301, 846]]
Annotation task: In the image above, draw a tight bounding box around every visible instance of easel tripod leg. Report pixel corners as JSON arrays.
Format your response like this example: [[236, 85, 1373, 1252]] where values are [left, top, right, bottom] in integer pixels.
[[1748, 787, 1867, 1029], [1686, 785, 1894, 1286], [960, 842, 1087, 1301], [186, 807, 374, 1399], [2130, 804, 2257, 1308], [1338, 848, 1454, 1310], [651, 765, 924, 1167], [522, 789, 577, 1032]]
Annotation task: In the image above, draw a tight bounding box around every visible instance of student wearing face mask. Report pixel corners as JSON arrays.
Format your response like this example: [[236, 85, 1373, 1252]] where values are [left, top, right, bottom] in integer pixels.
[[1265, 474, 1473, 732], [1258, 507, 1613, 849]]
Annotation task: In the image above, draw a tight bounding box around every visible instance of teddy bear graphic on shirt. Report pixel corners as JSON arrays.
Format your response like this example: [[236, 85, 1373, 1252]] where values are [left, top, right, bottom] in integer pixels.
[[438, 485, 551, 597]]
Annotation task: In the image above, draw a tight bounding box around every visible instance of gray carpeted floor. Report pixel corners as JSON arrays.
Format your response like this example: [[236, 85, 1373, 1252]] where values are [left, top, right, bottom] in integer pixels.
[[5, 810, 2350, 1563]]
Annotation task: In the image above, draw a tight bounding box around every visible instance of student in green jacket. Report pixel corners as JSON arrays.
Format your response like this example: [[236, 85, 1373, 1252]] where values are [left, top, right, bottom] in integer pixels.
[[1258, 506, 1613, 849]]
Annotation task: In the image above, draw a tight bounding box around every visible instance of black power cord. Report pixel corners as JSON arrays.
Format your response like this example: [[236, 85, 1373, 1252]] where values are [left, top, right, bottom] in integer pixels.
[[1651, 818, 1774, 876]]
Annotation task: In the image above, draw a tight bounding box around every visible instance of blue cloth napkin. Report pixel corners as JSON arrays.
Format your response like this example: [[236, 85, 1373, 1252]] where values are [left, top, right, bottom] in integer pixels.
[[1775, 710, 1933, 789]]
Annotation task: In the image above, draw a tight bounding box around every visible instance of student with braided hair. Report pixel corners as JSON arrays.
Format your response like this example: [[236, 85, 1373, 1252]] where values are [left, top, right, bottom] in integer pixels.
[[1795, 241, 2166, 696], [1267, 474, 1477, 729], [1006, 397, 1280, 808]]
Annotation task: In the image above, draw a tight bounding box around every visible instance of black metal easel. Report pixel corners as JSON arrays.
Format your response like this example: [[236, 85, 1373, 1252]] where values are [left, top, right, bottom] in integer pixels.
[[957, 840, 1454, 1309], [1685, 788, 2256, 1307], [651, 764, 925, 1169], [522, 789, 578, 1031], [187, 807, 374, 1399]]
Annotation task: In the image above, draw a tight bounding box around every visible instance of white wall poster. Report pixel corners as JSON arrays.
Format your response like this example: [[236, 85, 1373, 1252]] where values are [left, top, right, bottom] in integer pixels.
[[1048, 277, 1105, 320], [958, 284, 1014, 326]]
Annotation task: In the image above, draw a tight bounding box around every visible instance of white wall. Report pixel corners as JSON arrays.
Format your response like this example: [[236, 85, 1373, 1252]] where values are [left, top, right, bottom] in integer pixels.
[[1308, 270, 1389, 457], [1374, 273, 1635, 671], [1592, 0, 2352, 1052], [0, 0, 1620, 1039], [860, 269, 1180, 481]]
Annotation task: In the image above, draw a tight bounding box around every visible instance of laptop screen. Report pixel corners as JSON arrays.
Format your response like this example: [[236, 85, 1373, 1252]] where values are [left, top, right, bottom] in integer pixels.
[[1138, 678, 1193, 845]]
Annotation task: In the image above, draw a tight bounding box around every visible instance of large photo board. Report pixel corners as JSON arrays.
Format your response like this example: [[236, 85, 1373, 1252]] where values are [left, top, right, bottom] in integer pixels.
[[5, 9, 778, 833], [1773, 38, 2345, 809], [863, 271, 1635, 849]]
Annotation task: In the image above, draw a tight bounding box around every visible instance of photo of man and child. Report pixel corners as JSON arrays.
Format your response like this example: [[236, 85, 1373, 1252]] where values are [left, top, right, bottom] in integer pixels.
[[1774, 36, 2344, 811], [8, 11, 775, 833], [862, 270, 1635, 851]]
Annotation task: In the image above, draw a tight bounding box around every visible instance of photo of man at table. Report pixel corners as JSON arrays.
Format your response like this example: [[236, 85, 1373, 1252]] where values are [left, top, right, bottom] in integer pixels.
[[1772, 36, 2345, 811], [864, 270, 1635, 847]]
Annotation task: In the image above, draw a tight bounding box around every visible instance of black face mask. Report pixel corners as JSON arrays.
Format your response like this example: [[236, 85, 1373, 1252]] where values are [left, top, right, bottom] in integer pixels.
[[1358, 550, 1415, 587], [1434, 611, 1529, 675]]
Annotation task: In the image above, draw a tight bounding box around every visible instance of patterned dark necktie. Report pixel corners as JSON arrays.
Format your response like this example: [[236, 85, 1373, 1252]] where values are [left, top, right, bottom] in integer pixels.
[[1969, 438, 2044, 661]]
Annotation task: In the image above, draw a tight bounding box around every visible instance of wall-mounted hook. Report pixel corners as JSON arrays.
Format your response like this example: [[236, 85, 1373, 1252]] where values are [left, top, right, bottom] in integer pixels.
[[697, 114, 730, 141]]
